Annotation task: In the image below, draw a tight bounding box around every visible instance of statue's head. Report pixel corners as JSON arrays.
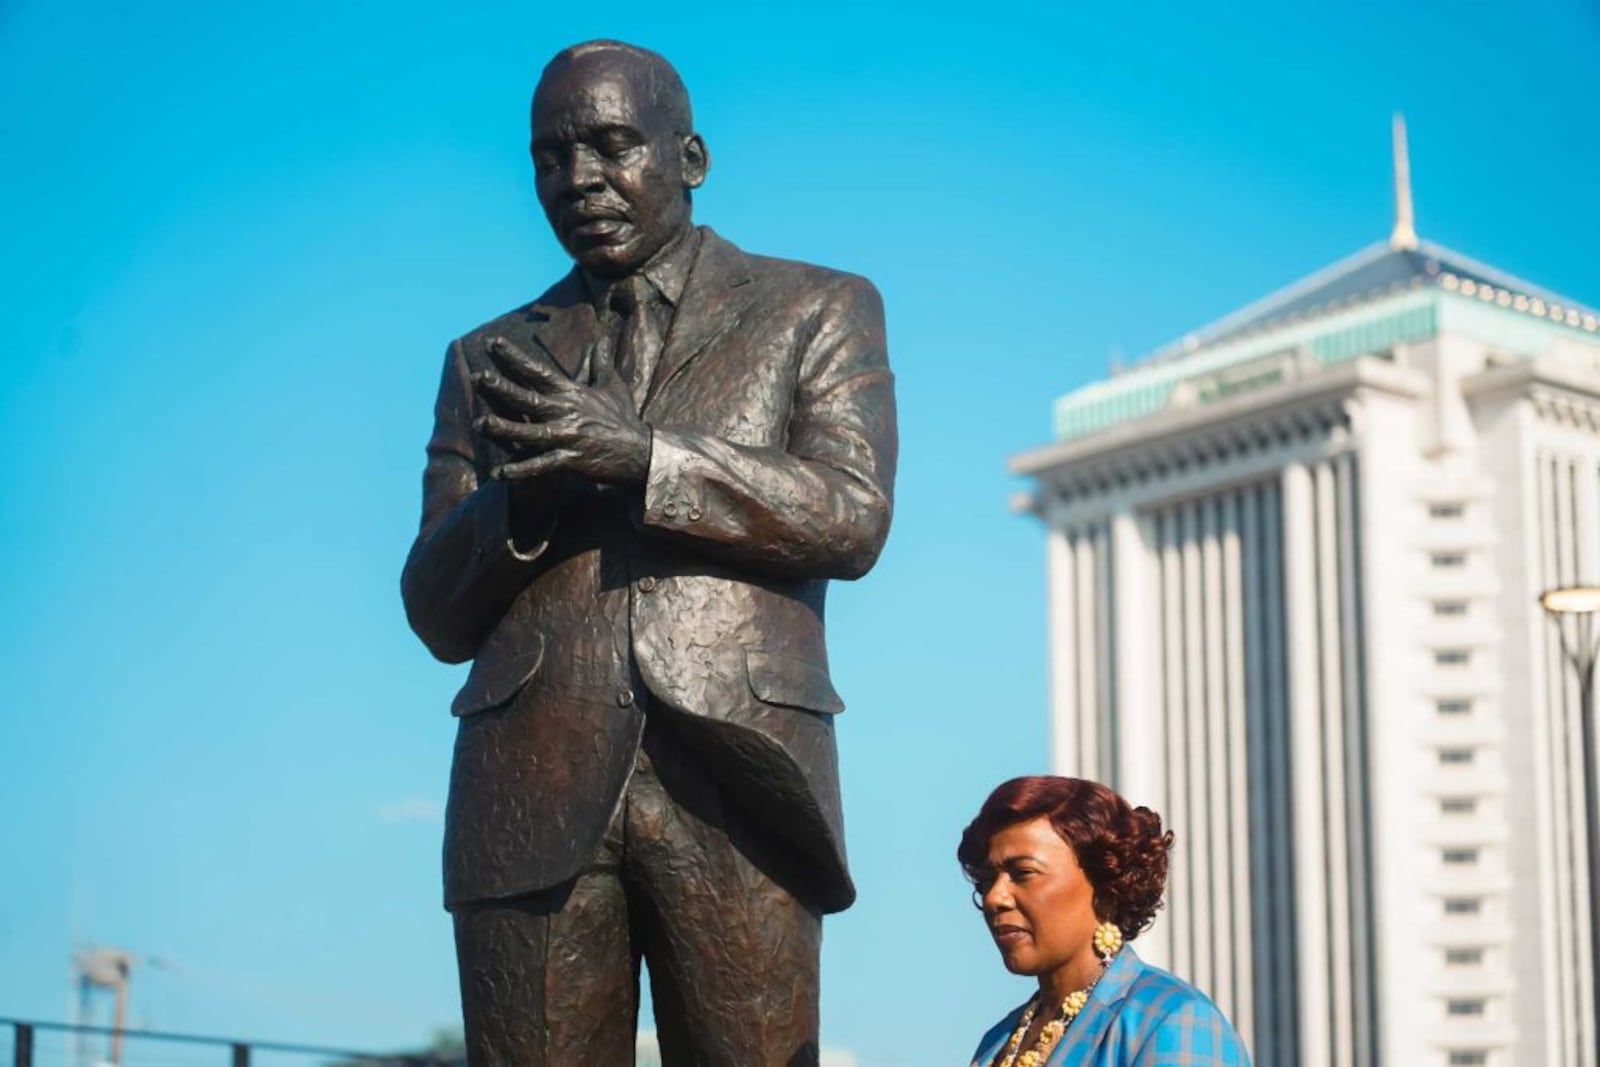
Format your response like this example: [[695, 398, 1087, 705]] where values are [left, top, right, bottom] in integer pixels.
[[531, 41, 710, 280]]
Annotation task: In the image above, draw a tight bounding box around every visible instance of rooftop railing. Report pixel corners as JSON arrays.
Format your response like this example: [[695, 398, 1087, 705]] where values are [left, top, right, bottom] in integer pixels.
[[2, 1018, 457, 1067]]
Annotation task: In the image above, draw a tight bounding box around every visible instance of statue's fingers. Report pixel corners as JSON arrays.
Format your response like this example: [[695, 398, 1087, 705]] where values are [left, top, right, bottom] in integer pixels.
[[494, 450, 578, 480], [473, 371, 553, 419], [487, 336, 569, 392], [474, 415, 558, 447]]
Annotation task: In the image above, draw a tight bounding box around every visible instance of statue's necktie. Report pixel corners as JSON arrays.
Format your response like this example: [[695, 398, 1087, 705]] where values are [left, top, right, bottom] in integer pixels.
[[607, 274, 663, 411]]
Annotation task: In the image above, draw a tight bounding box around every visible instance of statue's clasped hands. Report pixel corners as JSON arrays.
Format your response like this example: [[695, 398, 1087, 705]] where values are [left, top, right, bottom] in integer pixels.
[[472, 335, 651, 487]]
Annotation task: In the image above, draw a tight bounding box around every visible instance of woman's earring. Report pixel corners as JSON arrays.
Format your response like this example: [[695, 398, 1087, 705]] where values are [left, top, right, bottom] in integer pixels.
[[971, 888, 984, 912], [1093, 921, 1123, 962]]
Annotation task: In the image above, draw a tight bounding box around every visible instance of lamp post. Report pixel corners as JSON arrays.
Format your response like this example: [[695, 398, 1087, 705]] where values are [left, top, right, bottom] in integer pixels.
[[1539, 584, 1600, 1038]]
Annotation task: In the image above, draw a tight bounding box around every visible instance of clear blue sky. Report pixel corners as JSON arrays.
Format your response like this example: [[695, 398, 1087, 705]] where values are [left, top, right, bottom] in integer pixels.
[[2, 1, 1597, 1063]]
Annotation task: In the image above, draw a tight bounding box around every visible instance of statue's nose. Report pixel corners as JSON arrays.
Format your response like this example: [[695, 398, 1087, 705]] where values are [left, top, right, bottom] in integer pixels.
[[569, 147, 606, 195]]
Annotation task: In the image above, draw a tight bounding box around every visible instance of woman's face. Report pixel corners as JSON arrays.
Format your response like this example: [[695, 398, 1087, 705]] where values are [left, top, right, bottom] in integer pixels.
[[976, 816, 1100, 979]]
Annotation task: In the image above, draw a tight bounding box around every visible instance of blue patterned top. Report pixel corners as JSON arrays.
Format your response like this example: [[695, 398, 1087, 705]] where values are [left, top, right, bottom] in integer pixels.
[[968, 947, 1251, 1066]]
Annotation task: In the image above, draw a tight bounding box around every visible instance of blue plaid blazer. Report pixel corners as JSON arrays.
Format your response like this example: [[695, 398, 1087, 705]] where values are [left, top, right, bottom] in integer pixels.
[[968, 947, 1250, 1066]]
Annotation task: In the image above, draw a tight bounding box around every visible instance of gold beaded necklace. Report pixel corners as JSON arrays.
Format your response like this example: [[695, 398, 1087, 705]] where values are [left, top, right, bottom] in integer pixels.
[[988, 955, 1114, 1067]]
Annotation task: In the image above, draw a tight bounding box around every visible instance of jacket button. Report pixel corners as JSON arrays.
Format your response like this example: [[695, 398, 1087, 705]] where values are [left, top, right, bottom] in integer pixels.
[[617, 688, 636, 707], [663, 503, 678, 519], [637, 576, 657, 593], [688, 507, 702, 522]]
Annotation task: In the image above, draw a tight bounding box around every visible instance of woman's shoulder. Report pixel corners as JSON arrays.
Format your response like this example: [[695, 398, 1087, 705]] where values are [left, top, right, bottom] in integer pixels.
[[1113, 959, 1248, 1062], [1122, 957, 1215, 1008], [1109, 956, 1250, 1063]]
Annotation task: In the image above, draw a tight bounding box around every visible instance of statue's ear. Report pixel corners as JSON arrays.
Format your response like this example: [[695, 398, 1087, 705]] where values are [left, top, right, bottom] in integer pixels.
[[681, 133, 710, 190]]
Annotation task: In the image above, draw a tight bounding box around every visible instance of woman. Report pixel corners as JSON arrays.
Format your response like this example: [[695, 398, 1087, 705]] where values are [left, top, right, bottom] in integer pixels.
[[960, 776, 1249, 1066]]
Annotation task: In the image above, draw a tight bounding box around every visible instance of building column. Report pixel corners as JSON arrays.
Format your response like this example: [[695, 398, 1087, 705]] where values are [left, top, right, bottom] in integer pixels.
[[1357, 385, 1427, 1067], [1315, 461, 1354, 1067], [1202, 498, 1233, 1015], [1114, 509, 1159, 803], [1075, 529, 1103, 781], [1112, 509, 1168, 970], [1284, 461, 1332, 1067], [1221, 491, 1254, 1047], [1047, 526, 1079, 775], [1182, 502, 1213, 996], [1161, 509, 1192, 978]]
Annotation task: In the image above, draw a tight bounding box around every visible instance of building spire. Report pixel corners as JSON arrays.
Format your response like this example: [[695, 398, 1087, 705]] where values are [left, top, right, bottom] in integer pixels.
[[1390, 112, 1418, 250]]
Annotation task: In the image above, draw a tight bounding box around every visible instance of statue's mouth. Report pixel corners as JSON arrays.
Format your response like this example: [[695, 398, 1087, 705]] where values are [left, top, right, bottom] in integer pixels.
[[566, 206, 631, 245], [571, 217, 626, 236]]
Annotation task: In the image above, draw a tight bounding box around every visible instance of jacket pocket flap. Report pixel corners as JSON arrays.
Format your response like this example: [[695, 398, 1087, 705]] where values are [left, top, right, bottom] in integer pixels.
[[744, 649, 845, 715], [452, 631, 545, 717]]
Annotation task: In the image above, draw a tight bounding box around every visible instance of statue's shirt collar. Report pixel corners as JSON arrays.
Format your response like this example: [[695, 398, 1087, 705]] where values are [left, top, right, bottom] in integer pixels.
[[584, 225, 701, 313]]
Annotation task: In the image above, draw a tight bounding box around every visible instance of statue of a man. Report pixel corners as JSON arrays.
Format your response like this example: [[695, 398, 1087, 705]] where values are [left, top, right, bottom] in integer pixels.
[[400, 39, 897, 1065]]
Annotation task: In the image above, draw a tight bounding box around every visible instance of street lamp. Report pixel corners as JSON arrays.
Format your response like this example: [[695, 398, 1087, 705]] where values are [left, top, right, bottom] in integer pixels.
[[1539, 584, 1600, 1038]]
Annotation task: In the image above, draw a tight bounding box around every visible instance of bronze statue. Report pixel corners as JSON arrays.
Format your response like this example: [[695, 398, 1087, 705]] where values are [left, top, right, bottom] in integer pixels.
[[400, 39, 897, 1066]]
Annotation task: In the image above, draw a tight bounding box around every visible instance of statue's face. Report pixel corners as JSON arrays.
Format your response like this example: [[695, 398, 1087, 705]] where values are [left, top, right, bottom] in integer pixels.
[[531, 56, 702, 279]]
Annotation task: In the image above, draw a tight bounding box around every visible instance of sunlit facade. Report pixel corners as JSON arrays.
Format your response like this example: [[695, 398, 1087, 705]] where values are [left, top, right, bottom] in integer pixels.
[[1012, 223, 1600, 1067]]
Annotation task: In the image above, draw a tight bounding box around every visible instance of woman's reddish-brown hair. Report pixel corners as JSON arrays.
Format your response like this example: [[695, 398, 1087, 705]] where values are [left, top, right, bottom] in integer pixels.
[[957, 776, 1174, 941]]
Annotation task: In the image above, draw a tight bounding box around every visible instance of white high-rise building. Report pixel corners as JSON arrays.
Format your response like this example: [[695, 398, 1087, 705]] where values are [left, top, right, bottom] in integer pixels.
[[1009, 123, 1600, 1067]]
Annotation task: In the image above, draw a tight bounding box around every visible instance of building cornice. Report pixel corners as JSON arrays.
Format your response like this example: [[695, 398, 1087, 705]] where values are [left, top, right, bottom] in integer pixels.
[[1010, 358, 1427, 520], [1054, 291, 1439, 442], [1013, 356, 1425, 480], [1049, 240, 1600, 445], [1139, 238, 1598, 370], [1462, 356, 1600, 432]]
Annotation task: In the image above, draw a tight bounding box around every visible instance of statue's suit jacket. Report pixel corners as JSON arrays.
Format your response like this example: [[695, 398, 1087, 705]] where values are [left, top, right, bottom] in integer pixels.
[[401, 228, 896, 914]]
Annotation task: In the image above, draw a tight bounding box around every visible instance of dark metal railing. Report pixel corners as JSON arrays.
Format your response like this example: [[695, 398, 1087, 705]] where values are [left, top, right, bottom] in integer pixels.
[[2, 1017, 455, 1067]]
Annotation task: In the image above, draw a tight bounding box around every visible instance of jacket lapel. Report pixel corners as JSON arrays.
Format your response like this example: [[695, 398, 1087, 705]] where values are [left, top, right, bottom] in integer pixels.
[[971, 1004, 1029, 1067], [642, 226, 752, 412], [1048, 948, 1143, 1064], [522, 270, 598, 382]]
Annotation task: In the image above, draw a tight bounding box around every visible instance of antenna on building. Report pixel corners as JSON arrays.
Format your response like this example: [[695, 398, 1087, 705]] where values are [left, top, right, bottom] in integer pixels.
[[1390, 112, 1418, 251]]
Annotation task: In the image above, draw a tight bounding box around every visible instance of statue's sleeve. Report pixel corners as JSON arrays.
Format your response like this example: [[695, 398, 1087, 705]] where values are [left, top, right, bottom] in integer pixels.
[[400, 339, 556, 663], [640, 274, 897, 580]]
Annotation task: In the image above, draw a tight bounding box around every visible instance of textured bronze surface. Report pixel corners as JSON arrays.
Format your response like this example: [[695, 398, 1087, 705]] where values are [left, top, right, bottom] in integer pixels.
[[401, 39, 896, 1066]]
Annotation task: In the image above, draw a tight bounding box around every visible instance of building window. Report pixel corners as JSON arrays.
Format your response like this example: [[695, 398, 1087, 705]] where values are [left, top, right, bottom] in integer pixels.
[[1435, 649, 1471, 667], [1438, 698, 1473, 715], [1441, 797, 1478, 815], [1448, 1053, 1488, 1067], [1444, 897, 1482, 915], [1434, 600, 1469, 618], [1446, 947, 1485, 966], [1443, 848, 1480, 865], [1430, 503, 1467, 520], [1439, 748, 1475, 766], [1447, 999, 1487, 1017]]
